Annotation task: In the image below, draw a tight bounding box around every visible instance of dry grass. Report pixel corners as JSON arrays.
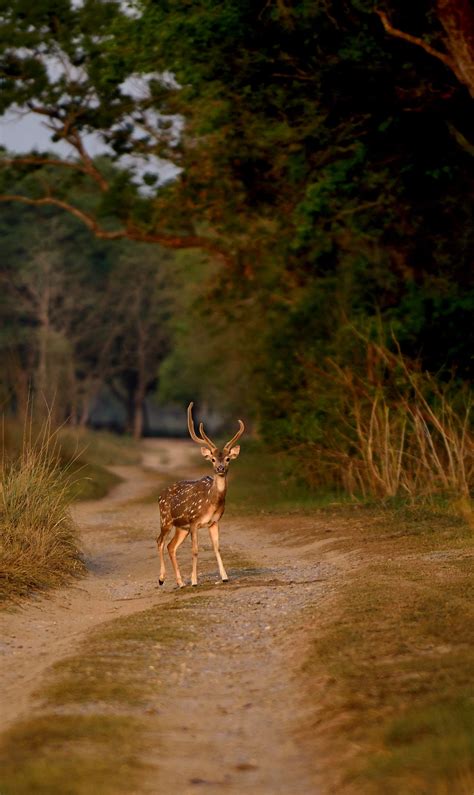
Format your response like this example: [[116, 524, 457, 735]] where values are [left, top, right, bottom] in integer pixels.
[[303, 339, 473, 503], [337, 352, 472, 501], [301, 508, 474, 794], [0, 420, 143, 600], [0, 420, 84, 601], [3, 420, 141, 502]]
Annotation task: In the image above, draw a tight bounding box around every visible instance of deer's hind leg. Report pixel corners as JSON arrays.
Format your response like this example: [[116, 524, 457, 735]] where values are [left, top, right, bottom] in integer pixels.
[[156, 523, 173, 586]]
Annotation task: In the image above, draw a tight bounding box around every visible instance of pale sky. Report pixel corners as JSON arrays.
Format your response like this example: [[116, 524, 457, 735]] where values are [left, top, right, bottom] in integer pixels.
[[0, 106, 105, 158], [0, 106, 179, 192]]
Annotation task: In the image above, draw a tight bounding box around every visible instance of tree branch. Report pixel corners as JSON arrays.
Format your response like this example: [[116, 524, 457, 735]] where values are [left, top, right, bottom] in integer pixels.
[[1, 156, 91, 176], [375, 9, 456, 71], [67, 129, 109, 191], [24, 104, 110, 191], [0, 193, 232, 265], [0, 193, 125, 237]]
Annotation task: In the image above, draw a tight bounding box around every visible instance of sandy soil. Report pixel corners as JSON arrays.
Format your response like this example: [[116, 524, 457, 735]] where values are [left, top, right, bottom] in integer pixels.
[[0, 439, 347, 794]]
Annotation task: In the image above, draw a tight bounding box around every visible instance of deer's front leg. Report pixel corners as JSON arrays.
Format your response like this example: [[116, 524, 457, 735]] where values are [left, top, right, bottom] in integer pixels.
[[190, 527, 199, 587], [157, 525, 172, 585], [168, 528, 189, 588], [208, 522, 228, 583]]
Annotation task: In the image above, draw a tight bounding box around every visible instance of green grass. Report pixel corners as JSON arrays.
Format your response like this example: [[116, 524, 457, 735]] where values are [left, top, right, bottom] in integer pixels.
[[302, 509, 474, 794], [65, 459, 122, 501], [0, 599, 203, 795], [57, 427, 141, 501], [57, 428, 141, 468], [43, 604, 192, 706], [366, 698, 474, 795], [3, 421, 141, 503], [225, 440, 350, 515], [226, 441, 474, 521], [0, 715, 146, 795]]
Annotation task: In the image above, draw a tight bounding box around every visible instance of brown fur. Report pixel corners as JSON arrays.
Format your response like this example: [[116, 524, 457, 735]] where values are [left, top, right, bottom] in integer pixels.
[[156, 403, 244, 587]]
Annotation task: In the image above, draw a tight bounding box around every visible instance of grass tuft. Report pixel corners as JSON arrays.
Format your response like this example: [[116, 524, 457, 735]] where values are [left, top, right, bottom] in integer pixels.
[[0, 420, 84, 601]]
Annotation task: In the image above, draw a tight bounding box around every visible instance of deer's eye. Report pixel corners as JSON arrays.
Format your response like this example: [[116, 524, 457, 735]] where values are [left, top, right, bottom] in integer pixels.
[[225, 457, 230, 463], [211, 457, 216, 463]]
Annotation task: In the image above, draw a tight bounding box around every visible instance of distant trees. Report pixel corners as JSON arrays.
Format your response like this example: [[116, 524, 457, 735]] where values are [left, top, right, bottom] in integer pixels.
[[100, 251, 175, 438], [0, 1, 472, 471], [0, 189, 174, 437]]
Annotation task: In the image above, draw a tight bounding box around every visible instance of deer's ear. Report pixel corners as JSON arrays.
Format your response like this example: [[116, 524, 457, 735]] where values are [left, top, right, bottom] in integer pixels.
[[228, 445, 240, 459], [201, 447, 213, 459]]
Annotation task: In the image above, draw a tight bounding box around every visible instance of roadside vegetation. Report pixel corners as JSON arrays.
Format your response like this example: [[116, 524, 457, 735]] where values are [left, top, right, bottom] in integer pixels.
[[225, 444, 474, 792], [0, 599, 199, 795], [301, 507, 474, 794], [0, 419, 140, 601], [296, 339, 473, 504], [0, 421, 83, 601]]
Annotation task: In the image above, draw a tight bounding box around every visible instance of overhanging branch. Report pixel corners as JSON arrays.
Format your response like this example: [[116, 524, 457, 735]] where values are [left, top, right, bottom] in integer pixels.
[[0, 193, 232, 265], [20, 104, 110, 191], [1, 156, 91, 177], [376, 9, 456, 71]]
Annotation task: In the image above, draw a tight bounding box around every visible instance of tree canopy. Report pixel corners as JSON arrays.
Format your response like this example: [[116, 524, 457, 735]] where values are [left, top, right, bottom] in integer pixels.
[[1, 0, 473, 485]]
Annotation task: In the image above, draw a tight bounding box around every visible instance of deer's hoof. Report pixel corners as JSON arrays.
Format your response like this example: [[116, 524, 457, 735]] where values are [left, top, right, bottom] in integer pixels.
[[158, 578, 164, 586], [222, 578, 229, 584]]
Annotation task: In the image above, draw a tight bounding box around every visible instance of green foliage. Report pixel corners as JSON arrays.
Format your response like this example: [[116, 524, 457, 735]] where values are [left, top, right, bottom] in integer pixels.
[[0, 0, 473, 493]]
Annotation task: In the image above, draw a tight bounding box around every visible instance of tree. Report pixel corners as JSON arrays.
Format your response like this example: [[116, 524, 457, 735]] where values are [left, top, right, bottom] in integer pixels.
[[0, 0, 229, 262], [0, 210, 114, 422], [1, 1, 473, 467], [376, 1, 474, 97], [0, 184, 175, 434], [103, 247, 175, 438]]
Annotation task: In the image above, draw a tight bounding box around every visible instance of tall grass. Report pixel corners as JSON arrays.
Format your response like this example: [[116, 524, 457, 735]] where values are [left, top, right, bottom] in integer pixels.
[[0, 419, 84, 601], [304, 340, 473, 503]]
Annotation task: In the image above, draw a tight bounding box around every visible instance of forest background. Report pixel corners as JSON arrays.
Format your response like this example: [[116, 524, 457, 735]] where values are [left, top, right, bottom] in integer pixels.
[[1, 0, 473, 502]]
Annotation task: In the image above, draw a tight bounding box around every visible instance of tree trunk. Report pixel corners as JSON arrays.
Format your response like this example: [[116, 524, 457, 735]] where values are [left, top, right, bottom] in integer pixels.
[[132, 380, 147, 440], [79, 396, 91, 428]]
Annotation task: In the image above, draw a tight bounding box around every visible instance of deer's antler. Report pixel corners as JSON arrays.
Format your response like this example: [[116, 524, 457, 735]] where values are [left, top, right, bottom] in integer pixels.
[[187, 402, 218, 451], [224, 419, 245, 452]]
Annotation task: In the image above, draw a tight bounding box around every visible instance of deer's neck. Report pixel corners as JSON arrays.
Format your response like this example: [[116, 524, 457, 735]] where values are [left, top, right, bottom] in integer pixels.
[[211, 474, 227, 499]]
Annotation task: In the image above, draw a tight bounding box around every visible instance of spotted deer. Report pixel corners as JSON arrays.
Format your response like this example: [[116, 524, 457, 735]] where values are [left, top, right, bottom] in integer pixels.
[[157, 402, 245, 588]]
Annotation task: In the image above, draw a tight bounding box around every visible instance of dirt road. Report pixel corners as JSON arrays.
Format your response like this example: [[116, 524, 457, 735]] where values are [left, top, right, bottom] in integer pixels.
[[0, 440, 341, 794]]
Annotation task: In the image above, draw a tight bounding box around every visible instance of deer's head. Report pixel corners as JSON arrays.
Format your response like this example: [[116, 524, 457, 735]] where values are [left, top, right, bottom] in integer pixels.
[[187, 402, 244, 476]]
